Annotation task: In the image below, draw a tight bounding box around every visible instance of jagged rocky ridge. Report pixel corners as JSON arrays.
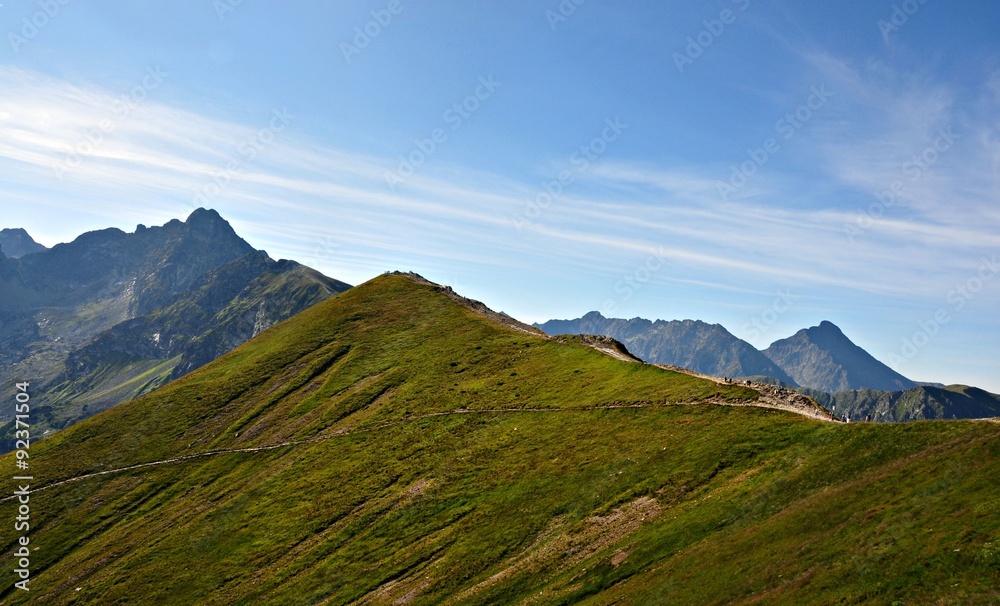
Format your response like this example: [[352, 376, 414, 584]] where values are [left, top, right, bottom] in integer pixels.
[[0, 209, 349, 447]]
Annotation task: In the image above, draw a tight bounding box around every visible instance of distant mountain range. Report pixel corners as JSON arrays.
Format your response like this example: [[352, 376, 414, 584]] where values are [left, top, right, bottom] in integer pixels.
[[0, 209, 349, 447], [535, 312, 794, 383], [536, 312, 998, 421], [3, 206, 993, 450]]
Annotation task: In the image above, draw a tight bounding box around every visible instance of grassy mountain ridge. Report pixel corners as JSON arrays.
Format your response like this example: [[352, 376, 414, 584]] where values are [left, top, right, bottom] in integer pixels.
[[1, 274, 997, 604]]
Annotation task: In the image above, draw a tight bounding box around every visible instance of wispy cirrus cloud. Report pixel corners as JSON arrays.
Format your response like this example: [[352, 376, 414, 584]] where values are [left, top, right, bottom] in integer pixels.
[[1, 61, 997, 317]]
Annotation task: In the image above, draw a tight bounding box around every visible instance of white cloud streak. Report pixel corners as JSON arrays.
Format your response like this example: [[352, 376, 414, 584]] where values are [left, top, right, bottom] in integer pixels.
[[0, 62, 997, 317]]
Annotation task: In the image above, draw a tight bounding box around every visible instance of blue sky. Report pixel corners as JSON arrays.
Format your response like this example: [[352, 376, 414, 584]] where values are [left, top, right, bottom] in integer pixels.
[[2, 1, 999, 392]]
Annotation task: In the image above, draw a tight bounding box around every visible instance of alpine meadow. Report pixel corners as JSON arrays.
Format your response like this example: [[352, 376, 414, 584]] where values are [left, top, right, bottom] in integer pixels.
[[1, 275, 997, 604]]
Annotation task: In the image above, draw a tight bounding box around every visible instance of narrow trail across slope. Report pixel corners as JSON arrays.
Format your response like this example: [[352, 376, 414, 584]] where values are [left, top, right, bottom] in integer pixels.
[[3, 396, 830, 502], [654, 364, 833, 421]]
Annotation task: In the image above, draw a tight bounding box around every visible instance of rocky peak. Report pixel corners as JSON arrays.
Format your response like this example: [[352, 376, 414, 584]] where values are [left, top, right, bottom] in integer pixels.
[[184, 208, 237, 237], [812, 320, 847, 338], [0, 227, 48, 258], [763, 321, 916, 392], [176, 208, 253, 256]]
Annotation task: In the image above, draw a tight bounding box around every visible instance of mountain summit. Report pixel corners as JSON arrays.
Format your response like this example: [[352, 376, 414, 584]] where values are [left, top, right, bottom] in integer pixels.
[[0, 227, 47, 258], [763, 320, 917, 393]]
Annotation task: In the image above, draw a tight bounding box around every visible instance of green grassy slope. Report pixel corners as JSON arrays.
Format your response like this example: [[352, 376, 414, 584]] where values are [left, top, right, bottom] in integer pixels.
[[1, 274, 997, 605]]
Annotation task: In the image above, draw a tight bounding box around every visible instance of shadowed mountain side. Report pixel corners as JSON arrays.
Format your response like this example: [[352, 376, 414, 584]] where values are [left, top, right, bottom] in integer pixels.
[[764, 321, 917, 393], [802, 384, 1000, 422], [0, 209, 350, 448], [0, 227, 47, 258]]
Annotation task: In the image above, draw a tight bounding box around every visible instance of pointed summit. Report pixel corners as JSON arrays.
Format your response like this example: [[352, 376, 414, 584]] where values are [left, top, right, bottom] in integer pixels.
[[182, 208, 248, 247], [186, 207, 225, 226], [764, 321, 916, 392], [0, 227, 47, 258]]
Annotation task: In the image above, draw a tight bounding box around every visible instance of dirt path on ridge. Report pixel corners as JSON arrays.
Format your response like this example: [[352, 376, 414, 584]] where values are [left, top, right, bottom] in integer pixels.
[[3, 394, 835, 503], [653, 364, 835, 421]]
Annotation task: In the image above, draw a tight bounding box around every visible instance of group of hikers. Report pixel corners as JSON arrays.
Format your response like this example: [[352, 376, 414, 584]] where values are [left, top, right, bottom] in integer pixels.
[[825, 411, 875, 423], [721, 378, 752, 386], [840, 414, 874, 423]]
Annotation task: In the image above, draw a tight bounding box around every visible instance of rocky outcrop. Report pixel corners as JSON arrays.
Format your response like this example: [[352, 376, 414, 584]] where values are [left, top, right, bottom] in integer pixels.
[[577, 334, 643, 362]]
